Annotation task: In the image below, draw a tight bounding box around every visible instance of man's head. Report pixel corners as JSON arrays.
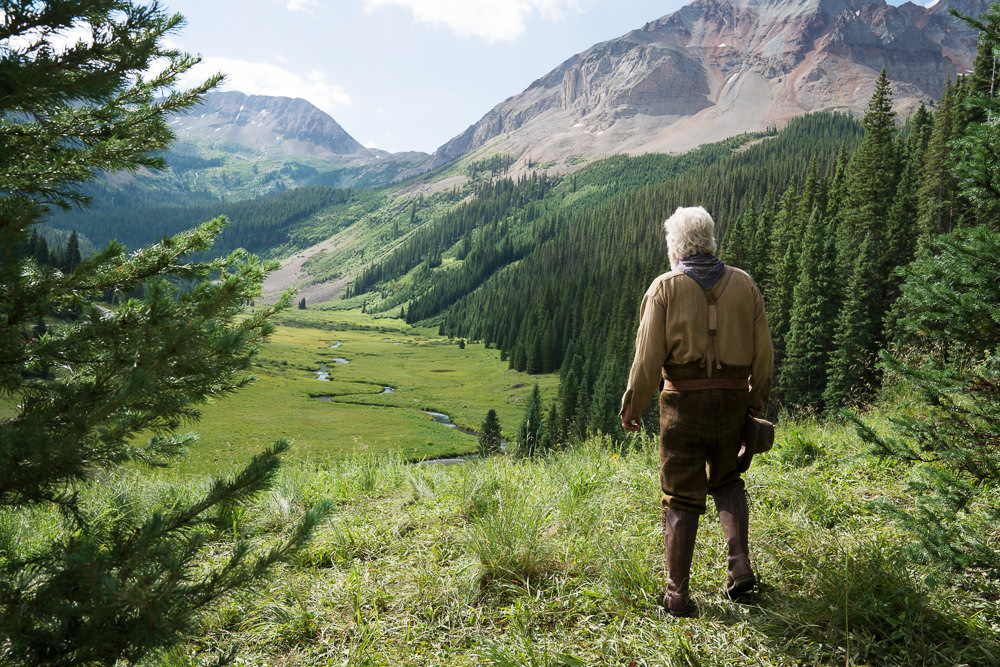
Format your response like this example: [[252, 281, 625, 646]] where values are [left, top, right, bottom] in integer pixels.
[[664, 206, 717, 269]]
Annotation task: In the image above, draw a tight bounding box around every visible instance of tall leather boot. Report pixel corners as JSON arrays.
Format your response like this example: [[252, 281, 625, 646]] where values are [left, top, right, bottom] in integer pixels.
[[710, 479, 756, 599], [662, 509, 699, 616]]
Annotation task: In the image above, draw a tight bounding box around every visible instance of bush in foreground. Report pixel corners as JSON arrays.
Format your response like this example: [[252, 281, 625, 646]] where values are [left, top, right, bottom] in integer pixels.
[[0, 3, 330, 664]]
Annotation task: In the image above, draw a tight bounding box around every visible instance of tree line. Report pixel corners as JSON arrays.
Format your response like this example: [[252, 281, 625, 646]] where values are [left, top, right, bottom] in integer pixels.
[[344, 25, 998, 448], [48, 184, 354, 258]]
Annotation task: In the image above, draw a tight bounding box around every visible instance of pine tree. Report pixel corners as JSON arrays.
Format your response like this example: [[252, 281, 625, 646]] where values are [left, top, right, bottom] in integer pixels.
[[950, 5, 1000, 226], [861, 226, 1000, 573], [62, 230, 82, 274], [719, 200, 755, 271], [0, 4, 330, 664], [836, 68, 899, 268], [823, 232, 884, 410], [478, 409, 503, 457], [747, 194, 776, 289], [569, 376, 590, 443], [822, 69, 900, 406], [855, 2, 1000, 574], [884, 104, 933, 299], [541, 399, 561, 450], [587, 353, 627, 439], [917, 79, 962, 242], [968, 6, 1000, 113], [764, 184, 801, 371], [825, 142, 851, 224], [780, 207, 837, 410], [821, 142, 851, 311], [516, 384, 543, 457]]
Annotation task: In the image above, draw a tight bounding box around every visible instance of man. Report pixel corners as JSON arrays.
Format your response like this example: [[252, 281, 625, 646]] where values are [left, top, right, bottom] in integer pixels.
[[620, 206, 773, 617]]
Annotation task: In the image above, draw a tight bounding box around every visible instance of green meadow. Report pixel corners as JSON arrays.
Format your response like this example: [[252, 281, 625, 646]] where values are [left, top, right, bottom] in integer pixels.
[[5, 307, 999, 665], [5, 307, 998, 666], [99, 420, 997, 666], [182, 307, 558, 473]]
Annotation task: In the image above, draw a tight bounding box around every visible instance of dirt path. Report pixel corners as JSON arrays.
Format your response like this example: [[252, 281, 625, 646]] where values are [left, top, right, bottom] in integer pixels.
[[260, 229, 356, 305]]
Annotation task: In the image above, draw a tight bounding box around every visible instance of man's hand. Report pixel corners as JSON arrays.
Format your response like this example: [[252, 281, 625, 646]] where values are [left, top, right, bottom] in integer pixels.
[[621, 403, 640, 432], [748, 399, 765, 417]]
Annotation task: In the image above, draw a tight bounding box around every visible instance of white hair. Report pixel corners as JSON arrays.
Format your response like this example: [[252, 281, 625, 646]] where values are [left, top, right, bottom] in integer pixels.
[[664, 206, 718, 260]]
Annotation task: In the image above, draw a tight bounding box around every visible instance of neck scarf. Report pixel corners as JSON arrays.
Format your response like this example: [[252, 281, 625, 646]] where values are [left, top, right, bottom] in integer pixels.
[[676, 254, 726, 290]]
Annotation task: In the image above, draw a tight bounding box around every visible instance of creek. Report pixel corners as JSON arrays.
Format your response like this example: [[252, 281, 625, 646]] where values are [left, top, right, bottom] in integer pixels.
[[312, 359, 478, 462]]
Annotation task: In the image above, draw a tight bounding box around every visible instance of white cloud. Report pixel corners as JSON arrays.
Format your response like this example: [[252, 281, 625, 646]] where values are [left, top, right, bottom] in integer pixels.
[[363, 0, 581, 43], [286, 0, 318, 12], [180, 57, 352, 113]]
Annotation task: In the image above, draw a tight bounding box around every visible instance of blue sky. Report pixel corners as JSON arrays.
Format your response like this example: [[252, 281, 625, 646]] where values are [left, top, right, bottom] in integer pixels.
[[162, 0, 686, 154]]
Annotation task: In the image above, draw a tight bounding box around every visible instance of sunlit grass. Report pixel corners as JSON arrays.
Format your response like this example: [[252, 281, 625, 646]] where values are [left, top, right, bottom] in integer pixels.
[[126, 415, 1000, 666], [8, 308, 999, 665], [177, 308, 557, 473]]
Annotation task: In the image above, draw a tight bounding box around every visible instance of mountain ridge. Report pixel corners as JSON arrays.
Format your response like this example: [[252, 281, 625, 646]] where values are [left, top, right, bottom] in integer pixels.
[[169, 90, 380, 162], [433, 0, 987, 168], [162, 0, 987, 180]]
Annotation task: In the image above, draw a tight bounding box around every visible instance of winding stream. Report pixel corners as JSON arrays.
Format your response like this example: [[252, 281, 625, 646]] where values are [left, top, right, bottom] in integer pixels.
[[420, 410, 478, 438], [312, 356, 476, 461]]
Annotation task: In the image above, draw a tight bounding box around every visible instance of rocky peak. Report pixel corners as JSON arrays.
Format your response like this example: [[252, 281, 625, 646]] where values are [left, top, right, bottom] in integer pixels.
[[169, 91, 376, 161], [435, 0, 988, 167]]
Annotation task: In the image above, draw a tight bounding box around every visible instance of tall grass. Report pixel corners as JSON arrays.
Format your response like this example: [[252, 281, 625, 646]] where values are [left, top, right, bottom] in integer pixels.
[[8, 413, 996, 665]]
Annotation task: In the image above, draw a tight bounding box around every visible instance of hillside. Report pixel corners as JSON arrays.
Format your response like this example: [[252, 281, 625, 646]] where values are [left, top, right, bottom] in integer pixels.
[[434, 0, 987, 169], [42, 0, 987, 245], [68, 413, 1000, 665]]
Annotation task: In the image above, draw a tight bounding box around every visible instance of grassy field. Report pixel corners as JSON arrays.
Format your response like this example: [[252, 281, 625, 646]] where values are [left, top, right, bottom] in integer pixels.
[[5, 308, 999, 665], [0, 307, 557, 474], [6, 307, 998, 665], [107, 416, 998, 666], [180, 307, 558, 473]]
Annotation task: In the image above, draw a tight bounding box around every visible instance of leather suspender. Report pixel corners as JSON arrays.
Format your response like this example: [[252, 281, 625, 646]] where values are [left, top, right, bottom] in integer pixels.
[[703, 267, 734, 372]]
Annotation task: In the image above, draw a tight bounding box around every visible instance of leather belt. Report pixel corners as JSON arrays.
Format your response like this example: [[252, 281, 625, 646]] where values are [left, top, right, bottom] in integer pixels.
[[662, 378, 748, 391]]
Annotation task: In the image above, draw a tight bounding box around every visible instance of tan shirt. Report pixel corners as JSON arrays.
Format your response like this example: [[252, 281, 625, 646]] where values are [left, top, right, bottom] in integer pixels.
[[620, 266, 773, 417]]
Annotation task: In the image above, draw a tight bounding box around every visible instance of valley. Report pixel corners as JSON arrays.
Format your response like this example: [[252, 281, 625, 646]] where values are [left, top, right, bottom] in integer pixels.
[[4, 1, 1000, 665], [179, 308, 558, 474]]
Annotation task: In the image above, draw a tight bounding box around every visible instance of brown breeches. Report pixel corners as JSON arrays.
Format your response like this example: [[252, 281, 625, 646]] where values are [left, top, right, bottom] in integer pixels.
[[659, 386, 746, 514]]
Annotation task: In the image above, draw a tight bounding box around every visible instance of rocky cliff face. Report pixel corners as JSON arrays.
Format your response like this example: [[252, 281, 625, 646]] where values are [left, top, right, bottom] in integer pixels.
[[169, 91, 378, 161], [435, 0, 988, 167]]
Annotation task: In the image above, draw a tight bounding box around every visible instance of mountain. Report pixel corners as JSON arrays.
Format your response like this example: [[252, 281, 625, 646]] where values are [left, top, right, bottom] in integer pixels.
[[434, 0, 987, 167], [168, 91, 379, 162], [89, 92, 436, 198], [165, 91, 436, 190]]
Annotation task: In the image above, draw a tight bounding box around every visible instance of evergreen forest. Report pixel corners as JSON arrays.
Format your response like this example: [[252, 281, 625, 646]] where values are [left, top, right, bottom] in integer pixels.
[[50, 184, 357, 259], [340, 60, 995, 446], [4, 1, 1000, 664]]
